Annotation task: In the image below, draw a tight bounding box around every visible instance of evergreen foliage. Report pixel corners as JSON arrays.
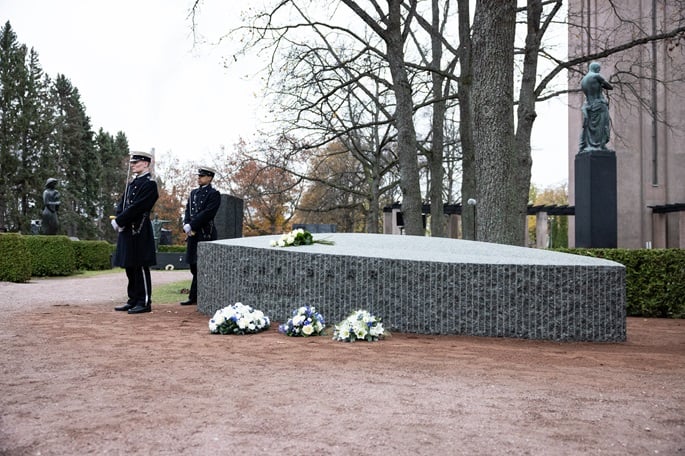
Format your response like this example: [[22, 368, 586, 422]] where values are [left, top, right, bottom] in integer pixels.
[[0, 234, 113, 281], [0, 21, 129, 237], [559, 248, 685, 318], [72, 240, 113, 270], [24, 235, 76, 276], [158, 244, 187, 253], [0, 233, 32, 282]]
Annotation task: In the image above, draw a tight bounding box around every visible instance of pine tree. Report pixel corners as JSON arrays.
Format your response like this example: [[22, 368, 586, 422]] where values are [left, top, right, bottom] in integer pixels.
[[1, 20, 131, 239], [18, 48, 55, 233], [95, 129, 130, 241], [0, 21, 27, 231], [51, 74, 97, 238]]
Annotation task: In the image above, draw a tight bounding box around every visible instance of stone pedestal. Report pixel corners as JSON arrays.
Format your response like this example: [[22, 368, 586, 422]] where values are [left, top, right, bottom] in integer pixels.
[[215, 194, 243, 240], [574, 151, 617, 248]]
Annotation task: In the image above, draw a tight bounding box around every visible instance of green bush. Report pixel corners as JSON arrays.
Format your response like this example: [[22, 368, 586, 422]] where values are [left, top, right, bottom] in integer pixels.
[[557, 248, 685, 318], [73, 240, 113, 270], [25, 235, 76, 277], [0, 233, 32, 283], [158, 244, 186, 253]]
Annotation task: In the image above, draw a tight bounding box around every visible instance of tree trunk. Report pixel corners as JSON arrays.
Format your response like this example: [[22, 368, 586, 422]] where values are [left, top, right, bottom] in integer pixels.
[[428, 0, 446, 237], [514, 0, 543, 246], [366, 164, 381, 233], [470, 0, 519, 245], [386, 0, 423, 235], [457, 0, 475, 240]]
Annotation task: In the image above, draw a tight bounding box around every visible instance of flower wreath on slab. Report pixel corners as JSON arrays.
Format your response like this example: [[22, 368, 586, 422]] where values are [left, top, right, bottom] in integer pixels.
[[332, 309, 385, 342], [278, 305, 326, 337], [209, 302, 270, 335], [270, 228, 334, 247]]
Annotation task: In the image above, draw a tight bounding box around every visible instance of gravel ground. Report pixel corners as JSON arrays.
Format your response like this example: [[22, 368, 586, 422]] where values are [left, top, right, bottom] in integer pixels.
[[0, 271, 683, 455]]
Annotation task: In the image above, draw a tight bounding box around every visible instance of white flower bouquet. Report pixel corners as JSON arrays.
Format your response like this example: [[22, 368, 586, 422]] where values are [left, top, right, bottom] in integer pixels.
[[332, 309, 385, 342], [278, 305, 326, 337], [209, 302, 270, 335], [269, 228, 334, 247]]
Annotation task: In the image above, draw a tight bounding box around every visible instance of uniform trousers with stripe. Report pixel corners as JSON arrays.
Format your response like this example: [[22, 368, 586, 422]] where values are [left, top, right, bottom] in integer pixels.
[[125, 266, 152, 307]]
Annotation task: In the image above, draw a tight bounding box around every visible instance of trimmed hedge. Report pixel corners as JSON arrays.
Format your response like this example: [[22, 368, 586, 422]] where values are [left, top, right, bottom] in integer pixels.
[[73, 240, 113, 270], [25, 235, 76, 277], [0, 233, 32, 283], [158, 244, 187, 253], [1, 234, 114, 282], [558, 248, 685, 318]]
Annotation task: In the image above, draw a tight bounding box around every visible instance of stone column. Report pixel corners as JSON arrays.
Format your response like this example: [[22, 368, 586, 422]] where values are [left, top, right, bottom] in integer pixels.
[[215, 194, 243, 240], [651, 213, 667, 248], [536, 212, 549, 248], [383, 210, 393, 234], [391, 208, 403, 235], [574, 150, 617, 248]]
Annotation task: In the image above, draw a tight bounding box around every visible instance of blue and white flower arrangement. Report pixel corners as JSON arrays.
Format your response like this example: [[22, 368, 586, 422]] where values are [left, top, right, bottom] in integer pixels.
[[332, 309, 385, 342], [209, 302, 270, 335], [278, 305, 326, 337]]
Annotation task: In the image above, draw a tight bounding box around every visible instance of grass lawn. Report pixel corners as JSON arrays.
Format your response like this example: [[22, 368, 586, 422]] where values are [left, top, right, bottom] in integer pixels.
[[71, 268, 191, 305], [154, 280, 192, 304]]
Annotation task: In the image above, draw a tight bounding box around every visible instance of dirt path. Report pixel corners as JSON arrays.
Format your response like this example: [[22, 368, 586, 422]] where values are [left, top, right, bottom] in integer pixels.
[[1, 271, 684, 455]]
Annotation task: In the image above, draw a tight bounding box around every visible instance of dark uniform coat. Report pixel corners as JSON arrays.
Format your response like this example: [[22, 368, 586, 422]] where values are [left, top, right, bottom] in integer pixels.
[[112, 173, 159, 268], [184, 184, 221, 264]]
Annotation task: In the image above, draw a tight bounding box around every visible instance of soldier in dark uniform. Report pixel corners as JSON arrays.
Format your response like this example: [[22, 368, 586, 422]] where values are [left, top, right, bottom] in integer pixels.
[[112, 151, 159, 314], [180, 165, 221, 305]]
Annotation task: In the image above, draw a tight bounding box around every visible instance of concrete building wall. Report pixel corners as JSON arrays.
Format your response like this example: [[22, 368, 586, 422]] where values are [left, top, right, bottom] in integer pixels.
[[568, 0, 685, 248]]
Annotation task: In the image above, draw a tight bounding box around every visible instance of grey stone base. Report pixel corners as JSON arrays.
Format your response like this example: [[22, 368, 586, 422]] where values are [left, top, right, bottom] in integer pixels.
[[151, 252, 189, 270], [198, 234, 626, 342]]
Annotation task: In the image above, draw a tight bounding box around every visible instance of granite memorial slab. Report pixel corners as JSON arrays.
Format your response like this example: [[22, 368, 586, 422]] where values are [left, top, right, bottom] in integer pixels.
[[198, 233, 626, 342]]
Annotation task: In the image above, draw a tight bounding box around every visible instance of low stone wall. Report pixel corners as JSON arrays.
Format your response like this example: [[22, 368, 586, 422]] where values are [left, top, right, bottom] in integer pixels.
[[198, 234, 626, 342]]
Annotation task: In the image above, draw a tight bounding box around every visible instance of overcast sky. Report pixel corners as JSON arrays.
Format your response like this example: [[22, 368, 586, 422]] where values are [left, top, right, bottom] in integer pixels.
[[3, 0, 568, 188]]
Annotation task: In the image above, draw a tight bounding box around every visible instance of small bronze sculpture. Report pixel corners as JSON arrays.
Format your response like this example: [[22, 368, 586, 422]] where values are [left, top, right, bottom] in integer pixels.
[[151, 214, 170, 251], [579, 62, 613, 154], [41, 178, 60, 235]]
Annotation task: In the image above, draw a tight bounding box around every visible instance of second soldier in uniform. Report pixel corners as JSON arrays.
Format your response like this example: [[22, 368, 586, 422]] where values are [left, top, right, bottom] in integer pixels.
[[181, 166, 221, 305]]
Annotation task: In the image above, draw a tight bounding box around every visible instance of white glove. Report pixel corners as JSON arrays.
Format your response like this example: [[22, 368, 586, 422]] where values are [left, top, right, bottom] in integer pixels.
[[111, 219, 120, 231], [183, 224, 192, 234]]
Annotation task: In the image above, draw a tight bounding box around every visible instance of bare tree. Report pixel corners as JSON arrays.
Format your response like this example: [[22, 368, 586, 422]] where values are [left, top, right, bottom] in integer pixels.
[[218, 139, 306, 235], [332, 0, 424, 234], [190, 0, 684, 244], [203, 1, 410, 233], [262, 15, 401, 233], [206, 0, 426, 234], [406, 0, 461, 237]]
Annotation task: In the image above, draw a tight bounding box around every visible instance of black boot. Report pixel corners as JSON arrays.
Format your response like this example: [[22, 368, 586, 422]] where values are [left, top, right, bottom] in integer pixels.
[[115, 303, 134, 311], [128, 304, 151, 314]]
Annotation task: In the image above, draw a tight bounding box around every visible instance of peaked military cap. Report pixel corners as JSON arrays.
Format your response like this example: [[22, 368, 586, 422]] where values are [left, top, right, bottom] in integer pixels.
[[197, 166, 217, 177], [129, 151, 153, 163]]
